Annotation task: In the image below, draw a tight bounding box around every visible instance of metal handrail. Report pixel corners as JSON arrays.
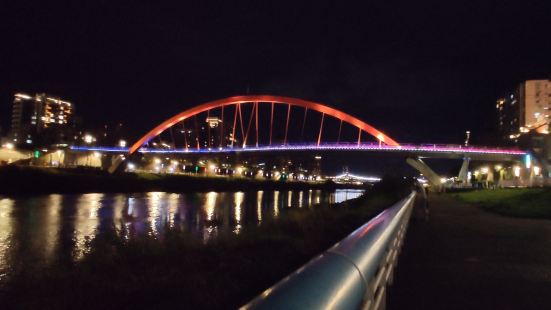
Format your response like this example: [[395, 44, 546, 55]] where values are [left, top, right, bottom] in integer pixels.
[[241, 192, 416, 310]]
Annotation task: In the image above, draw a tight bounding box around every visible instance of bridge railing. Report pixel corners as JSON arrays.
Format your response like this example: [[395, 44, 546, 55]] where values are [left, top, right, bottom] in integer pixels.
[[69, 143, 526, 156], [241, 192, 416, 310]]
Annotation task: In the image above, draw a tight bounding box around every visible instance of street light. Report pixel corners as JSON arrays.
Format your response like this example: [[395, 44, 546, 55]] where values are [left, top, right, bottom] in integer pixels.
[[514, 166, 521, 177], [3, 143, 14, 149], [464, 130, 471, 147], [84, 134, 94, 144]]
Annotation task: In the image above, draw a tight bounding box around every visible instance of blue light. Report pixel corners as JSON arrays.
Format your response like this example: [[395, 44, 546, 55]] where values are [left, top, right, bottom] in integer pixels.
[[69, 143, 528, 156]]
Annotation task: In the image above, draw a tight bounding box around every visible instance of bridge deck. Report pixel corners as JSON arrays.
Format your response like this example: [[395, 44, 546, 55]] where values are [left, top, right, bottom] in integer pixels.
[[70, 143, 526, 161]]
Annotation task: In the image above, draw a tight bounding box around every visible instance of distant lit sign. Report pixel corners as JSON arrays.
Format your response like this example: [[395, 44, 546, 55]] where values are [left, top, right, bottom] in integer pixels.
[[524, 154, 531, 169]]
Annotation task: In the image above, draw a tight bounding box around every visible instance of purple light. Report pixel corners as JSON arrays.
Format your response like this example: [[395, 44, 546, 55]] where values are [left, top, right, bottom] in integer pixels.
[[70, 143, 527, 156]]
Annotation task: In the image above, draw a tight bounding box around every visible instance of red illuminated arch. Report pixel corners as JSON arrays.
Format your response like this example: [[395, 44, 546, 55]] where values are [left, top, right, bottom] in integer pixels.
[[128, 95, 399, 155]]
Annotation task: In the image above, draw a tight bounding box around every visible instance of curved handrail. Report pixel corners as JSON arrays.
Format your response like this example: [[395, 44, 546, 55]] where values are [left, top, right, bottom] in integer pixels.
[[241, 192, 416, 309]]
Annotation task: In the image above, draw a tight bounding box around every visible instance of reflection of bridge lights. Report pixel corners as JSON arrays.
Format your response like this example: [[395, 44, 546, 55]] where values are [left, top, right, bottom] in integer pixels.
[[273, 191, 280, 218], [127, 197, 135, 217], [234, 192, 244, 234], [257, 191, 263, 223], [287, 191, 292, 207], [534, 166, 541, 176], [299, 191, 303, 208], [494, 165, 502, 170], [0, 198, 15, 270], [74, 193, 102, 260], [205, 192, 217, 222], [147, 192, 164, 236], [168, 194, 179, 228]]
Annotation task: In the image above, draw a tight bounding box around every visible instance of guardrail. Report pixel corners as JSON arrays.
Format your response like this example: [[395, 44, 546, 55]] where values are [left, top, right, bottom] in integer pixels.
[[69, 143, 527, 156], [241, 192, 416, 310]]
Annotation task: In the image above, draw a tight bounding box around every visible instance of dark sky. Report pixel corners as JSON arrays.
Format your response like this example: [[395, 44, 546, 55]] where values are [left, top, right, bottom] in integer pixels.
[[1, 0, 550, 145]]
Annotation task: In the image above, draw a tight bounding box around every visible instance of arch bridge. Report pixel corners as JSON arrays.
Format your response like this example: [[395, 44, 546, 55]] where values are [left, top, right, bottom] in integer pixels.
[[105, 95, 527, 182]]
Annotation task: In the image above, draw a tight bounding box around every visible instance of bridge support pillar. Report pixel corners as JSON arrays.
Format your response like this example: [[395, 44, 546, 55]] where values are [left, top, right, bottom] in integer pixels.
[[406, 157, 443, 191], [107, 155, 126, 174], [457, 157, 470, 185]]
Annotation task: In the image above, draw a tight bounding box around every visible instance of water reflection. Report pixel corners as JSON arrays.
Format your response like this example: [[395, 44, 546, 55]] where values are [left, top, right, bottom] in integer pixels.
[[36, 195, 62, 264], [287, 191, 293, 207], [273, 191, 280, 218], [74, 193, 102, 260], [257, 191, 263, 223], [0, 198, 14, 280], [0, 189, 363, 279], [203, 192, 218, 242], [233, 192, 244, 234]]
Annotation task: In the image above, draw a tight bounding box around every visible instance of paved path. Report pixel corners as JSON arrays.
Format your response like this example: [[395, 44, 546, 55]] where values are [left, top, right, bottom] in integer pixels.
[[388, 193, 551, 310]]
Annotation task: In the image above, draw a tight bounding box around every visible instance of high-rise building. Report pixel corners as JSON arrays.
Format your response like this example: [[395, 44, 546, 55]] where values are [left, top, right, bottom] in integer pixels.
[[10, 93, 74, 147], [497, 79, 550, 143]]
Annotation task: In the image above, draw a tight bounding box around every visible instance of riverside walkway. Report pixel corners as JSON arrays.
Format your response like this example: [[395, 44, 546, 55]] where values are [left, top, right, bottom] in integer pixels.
[[388, 193, 551, 309]]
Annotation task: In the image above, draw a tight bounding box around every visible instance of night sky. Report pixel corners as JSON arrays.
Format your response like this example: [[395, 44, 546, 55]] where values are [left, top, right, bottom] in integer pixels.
[[2, 0, 550, 146]]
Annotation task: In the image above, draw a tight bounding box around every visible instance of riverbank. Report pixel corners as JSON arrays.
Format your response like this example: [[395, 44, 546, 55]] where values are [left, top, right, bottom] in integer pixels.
[[0, 178, 412, 309], [0, 165, 364, 196], [451, 188, 551, 219]]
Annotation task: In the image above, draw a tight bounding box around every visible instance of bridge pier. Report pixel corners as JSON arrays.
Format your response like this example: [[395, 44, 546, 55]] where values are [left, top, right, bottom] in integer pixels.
[[406, 157, 443, 191], [107, 155, 126, 174], [457, 157, 470, 185]]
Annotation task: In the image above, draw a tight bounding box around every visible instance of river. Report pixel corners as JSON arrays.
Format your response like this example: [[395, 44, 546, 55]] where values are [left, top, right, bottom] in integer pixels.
[[0, 189, 363, 280]]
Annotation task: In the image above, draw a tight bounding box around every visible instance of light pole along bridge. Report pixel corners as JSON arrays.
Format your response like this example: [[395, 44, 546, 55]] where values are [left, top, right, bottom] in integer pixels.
[[71, 94, 526, 184]]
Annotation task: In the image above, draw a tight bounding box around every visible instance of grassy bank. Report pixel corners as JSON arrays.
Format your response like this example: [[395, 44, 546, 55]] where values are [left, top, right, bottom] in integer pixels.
[[0, 165, 362, 196], [0, 178, 412, 309], [451, 188, 551, 219]]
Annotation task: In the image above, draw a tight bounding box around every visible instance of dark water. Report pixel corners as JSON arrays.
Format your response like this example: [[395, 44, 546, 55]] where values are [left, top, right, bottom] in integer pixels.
[[0, 189, 363, 280]]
